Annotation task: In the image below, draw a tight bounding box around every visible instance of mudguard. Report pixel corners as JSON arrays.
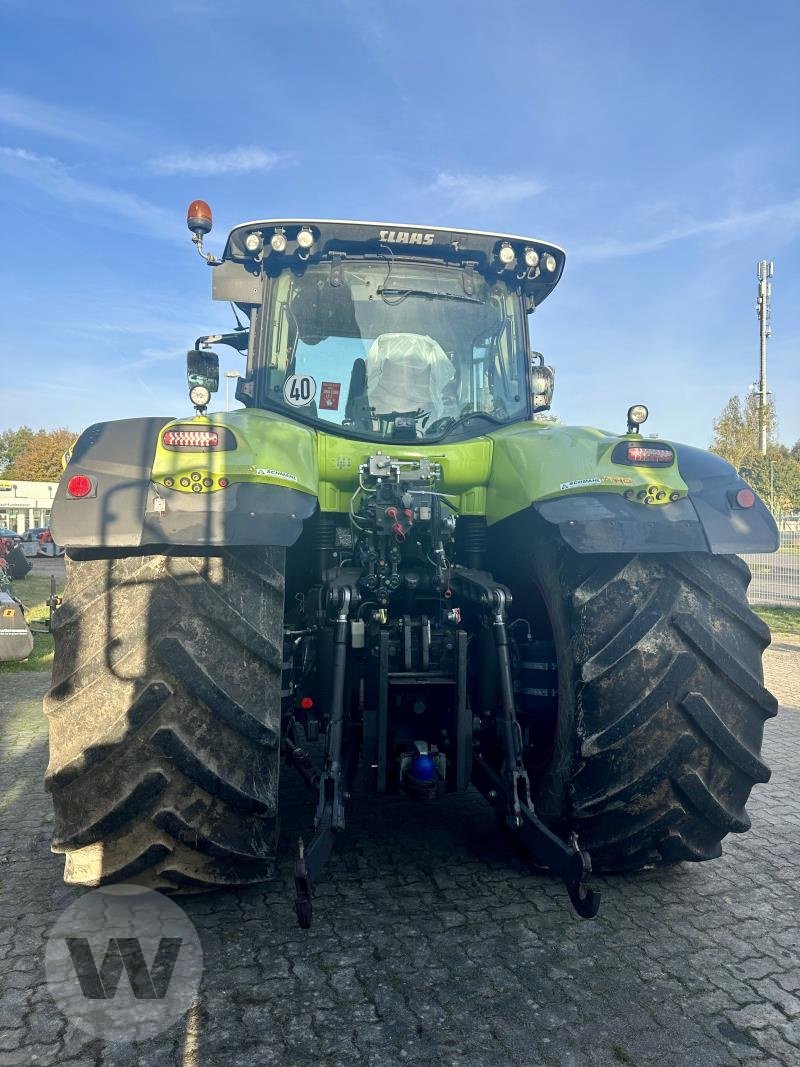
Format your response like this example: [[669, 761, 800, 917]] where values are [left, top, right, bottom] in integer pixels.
[[52, 415, 778, 557], [533, 444, 778, 555], [50, 417, 317, 551]]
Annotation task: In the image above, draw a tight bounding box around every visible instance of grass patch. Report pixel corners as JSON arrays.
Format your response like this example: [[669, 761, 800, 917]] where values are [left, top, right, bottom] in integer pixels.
[[0, 571, 64, 675], [612, 1046, 633, 1064], [753, 605, 800, 636]]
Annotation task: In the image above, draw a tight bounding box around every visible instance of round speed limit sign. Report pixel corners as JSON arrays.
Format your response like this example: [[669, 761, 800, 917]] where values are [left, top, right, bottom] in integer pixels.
[[283, 374, 316, 407]]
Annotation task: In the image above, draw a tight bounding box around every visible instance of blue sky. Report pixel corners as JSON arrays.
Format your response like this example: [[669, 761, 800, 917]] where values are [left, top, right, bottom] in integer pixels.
[[1, 0, 798, 448]]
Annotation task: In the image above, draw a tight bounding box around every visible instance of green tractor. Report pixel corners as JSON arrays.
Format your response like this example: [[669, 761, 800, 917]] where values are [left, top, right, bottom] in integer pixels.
[[45, 206, 779, 923]]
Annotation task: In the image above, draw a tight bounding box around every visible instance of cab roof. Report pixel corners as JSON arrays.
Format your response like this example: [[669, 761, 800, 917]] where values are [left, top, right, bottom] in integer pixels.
[[219, 218, 566, 308]]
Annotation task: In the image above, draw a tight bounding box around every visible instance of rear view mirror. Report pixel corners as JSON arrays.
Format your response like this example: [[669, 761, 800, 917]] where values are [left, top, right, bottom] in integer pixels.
[[530, 352, 555, 412], [187, 349, 219, 392]]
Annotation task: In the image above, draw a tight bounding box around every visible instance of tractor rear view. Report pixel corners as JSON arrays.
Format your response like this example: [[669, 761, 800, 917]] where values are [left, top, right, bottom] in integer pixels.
[[44, 207, 779, 923]]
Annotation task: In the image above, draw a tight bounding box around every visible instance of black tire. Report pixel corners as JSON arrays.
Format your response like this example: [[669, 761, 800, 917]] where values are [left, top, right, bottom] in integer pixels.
[[44, 548, 285, 890], [501, 533, 778, 871]]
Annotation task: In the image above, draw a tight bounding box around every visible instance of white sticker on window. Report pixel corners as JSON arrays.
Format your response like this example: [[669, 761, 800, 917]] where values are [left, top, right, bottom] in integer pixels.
[[283, 374, 317, 407]]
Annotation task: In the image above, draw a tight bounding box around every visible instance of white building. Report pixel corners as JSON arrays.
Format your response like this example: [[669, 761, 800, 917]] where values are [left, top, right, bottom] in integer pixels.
[[0, 479, 59, 534]]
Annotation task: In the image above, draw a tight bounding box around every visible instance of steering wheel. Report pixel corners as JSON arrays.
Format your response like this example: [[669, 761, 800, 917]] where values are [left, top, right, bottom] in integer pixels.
[[425, 416, 455, 436], [425, 404, 474, 436]]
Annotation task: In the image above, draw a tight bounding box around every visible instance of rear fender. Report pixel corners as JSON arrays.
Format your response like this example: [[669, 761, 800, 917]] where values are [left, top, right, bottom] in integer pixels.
[[50, 417, 316, 552], [488, 424, 778, 555]]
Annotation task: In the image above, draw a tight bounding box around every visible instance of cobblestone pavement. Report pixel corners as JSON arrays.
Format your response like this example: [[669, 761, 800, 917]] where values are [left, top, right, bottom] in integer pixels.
[[0, 652, 798, 1067]]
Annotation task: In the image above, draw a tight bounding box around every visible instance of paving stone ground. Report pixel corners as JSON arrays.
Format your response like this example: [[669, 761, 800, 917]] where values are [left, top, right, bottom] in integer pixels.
[[0, 641, 798, 1067]]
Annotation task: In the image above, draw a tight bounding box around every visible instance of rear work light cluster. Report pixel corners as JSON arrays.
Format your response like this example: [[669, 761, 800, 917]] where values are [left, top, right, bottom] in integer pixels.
[[161, 425, 236, 452], [611, 441, 675, 467]]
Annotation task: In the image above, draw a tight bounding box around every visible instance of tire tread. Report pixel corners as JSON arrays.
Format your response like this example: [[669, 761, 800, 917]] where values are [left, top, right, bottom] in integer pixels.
[[45, 548, 284, 889]]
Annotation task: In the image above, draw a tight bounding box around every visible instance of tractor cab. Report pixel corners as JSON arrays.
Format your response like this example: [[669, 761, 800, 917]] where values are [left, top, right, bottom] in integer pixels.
[[186, 207, 559, 440]]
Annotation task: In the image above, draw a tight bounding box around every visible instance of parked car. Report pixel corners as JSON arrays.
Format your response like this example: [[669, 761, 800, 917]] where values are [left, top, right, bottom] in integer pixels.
[[19, 527, 64, 558]]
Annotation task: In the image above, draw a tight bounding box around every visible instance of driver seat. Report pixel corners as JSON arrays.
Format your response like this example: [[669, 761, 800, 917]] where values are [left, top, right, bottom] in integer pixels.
[[365, 333, 454, 420], [344, 358, 372, 427]]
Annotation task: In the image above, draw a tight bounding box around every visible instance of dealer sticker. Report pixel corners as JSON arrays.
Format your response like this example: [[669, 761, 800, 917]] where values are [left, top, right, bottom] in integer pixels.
[[250, 467, 299, 483], [319, 381, 341, 410], [559, 475, 634, 491], [283, 374, 316, 407], [560, 477, 602, 491]]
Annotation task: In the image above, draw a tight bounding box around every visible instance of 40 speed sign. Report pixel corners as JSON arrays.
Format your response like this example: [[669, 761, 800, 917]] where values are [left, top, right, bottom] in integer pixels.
[[283, 374, 316, 407]]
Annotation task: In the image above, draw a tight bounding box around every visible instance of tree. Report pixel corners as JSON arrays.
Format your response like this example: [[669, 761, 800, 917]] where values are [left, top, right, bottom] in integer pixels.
[[709, 393, 776, 471], [0, 427, 78, 482], [710, 393, 800, 516], [0, 426, 35, 475], [740, 451, 800, 517]]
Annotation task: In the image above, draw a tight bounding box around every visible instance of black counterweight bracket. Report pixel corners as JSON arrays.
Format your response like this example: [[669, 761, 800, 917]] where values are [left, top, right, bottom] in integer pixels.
[[472, 755, 600, 918]]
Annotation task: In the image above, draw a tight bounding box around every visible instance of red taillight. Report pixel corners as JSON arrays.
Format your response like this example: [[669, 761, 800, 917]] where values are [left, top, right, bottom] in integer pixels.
[[735, 488, 756, 509], [163, 428, 219, 448], [626, 445, 674, 465], [67, 475, 93, 498], [611, 441, 675, 467], [161, 425, 236, 452]]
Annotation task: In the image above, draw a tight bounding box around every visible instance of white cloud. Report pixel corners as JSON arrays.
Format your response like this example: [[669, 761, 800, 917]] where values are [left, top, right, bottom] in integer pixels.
[[0, 89, 124, 146], [125, 345, 189, 371], [150, 146, 286, 176], [0, 146, 182, 240], [577, 197, 800, 262], [0, 146, 57, 165], [428, 171, 546, 210]]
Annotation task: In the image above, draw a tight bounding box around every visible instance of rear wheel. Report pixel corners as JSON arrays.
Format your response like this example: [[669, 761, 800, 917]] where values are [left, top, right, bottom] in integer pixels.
[[45, 548, 285, 890], [501, 532, 778, 871]]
